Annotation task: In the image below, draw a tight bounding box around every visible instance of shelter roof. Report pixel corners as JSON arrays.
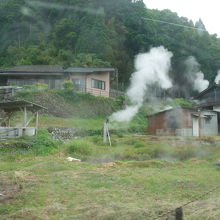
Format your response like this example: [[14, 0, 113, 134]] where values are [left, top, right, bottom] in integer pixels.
[[0, 100, 46, 112]]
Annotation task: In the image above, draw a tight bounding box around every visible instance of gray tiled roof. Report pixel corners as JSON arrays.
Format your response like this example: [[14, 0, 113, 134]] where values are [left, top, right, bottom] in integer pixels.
[[65, 67, 115, 73], [0, 65, 64, 73], [0, 66, 115, 76]]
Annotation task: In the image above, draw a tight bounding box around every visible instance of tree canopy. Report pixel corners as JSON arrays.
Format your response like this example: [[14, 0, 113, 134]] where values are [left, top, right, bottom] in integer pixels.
[[1, 0, 220, 95]]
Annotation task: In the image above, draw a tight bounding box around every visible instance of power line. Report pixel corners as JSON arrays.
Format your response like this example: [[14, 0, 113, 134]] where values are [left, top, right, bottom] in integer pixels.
[[142, 17, 207, 32]]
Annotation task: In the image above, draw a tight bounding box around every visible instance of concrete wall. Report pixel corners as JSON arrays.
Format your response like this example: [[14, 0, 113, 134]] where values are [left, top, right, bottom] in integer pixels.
[[200, 111, 218, 136], [175, 128, 192, 136], [213, 106, 220, 112], [0, 127, 36, 138]]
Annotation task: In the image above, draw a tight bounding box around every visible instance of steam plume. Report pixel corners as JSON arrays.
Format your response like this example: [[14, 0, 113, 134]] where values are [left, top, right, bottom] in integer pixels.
[[184, 56, 209, 92], [215, 70, 220, 84], [110, 46, 173, 122]]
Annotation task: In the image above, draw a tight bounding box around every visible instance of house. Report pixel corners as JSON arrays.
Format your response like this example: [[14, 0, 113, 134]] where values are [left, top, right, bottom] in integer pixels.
[[0, 65, 117, 97], [0, 65, 65, 89], [147, 107, 218, 137], [65, 67, 116, 97], [196, 83, 220, 132], [195, 83, 220, 111]]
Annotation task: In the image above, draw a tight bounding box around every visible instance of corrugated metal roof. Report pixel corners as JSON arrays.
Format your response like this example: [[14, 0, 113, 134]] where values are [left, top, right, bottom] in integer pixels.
[[0, 100, 46, 112], [147, 107, 196, 117], [195, 83, 220, 99]]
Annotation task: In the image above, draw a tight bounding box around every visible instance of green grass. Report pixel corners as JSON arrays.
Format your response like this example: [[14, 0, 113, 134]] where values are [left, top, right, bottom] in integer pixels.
[[39, 116, 105, 130], [1, 136, 220, 219], [0, 134, 220, 220]]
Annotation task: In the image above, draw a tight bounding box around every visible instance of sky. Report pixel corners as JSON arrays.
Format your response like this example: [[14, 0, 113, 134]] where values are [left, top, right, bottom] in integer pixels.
[[143, 0, 220, 36]]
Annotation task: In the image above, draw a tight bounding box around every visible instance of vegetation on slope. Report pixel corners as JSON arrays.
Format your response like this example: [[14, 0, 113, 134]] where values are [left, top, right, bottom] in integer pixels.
[[1, 0, 220, 92]]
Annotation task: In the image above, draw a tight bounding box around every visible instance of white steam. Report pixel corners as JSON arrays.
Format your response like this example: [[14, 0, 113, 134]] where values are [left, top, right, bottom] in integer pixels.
[[110, 46, 173, 122], [184, 56, 209, 92], [215, 70, 220, 84], [194, 72, 209, 92]]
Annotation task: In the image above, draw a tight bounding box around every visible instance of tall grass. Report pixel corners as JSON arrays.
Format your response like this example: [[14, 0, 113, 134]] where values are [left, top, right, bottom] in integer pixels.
[[0, 129, 59, 160], [63, 136, 217, 162]]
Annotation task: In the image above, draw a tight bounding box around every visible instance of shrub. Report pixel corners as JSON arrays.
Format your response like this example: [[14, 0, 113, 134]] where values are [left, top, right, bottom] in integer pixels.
[[22, 83, 48, 91], [0, 129, 59, 159], [62, 80, 74, 90], [65, 139, 93, 156]]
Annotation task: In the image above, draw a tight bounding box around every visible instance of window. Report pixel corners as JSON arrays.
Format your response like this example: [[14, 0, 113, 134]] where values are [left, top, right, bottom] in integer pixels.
[[72, 78, 85, 91], [91, 79, 105, 90]]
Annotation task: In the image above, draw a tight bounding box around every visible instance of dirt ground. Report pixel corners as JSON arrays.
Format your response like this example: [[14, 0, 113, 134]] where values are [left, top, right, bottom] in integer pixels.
[[0, 176, 22, 204]]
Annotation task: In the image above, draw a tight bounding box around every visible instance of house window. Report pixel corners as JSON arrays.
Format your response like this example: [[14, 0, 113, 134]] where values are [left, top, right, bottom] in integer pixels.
[[72, 78, 85, 91], [91, 79, 105, 90]]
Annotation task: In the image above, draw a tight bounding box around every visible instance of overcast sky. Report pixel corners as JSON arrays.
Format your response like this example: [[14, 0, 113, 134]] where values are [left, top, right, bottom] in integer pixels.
[[143, 0, 220, 36]]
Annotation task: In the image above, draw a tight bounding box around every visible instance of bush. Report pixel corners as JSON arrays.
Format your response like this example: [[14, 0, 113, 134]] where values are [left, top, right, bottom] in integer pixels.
[[22, 83, 48, 91], [65, 139, 93, 156], [62, 80, 74, 90], [0, 129, 59, 159]]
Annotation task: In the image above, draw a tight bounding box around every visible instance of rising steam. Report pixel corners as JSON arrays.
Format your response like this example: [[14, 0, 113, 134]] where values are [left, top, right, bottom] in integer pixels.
[[110, 46, 173, 122], [184, 56, 209, 92], [215, 70, 220, 84]]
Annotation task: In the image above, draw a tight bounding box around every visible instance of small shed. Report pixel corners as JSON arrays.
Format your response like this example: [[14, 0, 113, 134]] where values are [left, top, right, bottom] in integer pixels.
[[0, 100, 45, 138], [147, 107, 218, 137], [147, 107, 196, 136]]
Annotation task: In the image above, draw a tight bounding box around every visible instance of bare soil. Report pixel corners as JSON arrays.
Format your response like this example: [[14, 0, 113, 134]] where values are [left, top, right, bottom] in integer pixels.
[[0, 176, 22, 203]]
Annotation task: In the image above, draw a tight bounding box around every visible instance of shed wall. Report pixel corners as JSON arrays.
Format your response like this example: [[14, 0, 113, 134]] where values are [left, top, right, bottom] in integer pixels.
[[148, 108, 194, 136]]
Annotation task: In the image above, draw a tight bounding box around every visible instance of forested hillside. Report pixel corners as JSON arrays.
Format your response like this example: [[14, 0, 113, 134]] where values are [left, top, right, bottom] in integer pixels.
[[1, 0, 220, 91]]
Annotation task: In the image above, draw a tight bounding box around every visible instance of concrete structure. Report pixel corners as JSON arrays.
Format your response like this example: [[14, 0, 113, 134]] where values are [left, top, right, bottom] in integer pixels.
[[0, 86, 21, 101], [147, 107, 218, 137], [192, 110, 218, 136], [196, 83, 220, 133], [0, 100, 45, 138], [0, 65, 117, 97]]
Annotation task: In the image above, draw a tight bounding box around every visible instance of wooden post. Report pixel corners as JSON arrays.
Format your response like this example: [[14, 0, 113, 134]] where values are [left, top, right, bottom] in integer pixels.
[[107, 128, 111, 146], [175, 207, 183, 220], [35, 111, 39, 135], [103, 122, 107, 143], [198, 110, 201, 137], [23, 106, 27, 127], [103, 119, 111, 146]]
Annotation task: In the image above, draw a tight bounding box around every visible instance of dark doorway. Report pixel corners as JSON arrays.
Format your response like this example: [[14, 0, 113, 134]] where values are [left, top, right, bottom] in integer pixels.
[[217, 112, 220, 133], [0, 77, 7, 86]]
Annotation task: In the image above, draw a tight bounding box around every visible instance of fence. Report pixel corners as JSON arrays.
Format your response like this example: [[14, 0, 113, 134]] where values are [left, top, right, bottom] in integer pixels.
[[109, 89, 125, 98], [74, 85, 125, 98]]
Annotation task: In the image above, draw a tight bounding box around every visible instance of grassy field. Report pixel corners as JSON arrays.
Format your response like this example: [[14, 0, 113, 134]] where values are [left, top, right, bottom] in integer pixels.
[[1, 134, 220, 220]]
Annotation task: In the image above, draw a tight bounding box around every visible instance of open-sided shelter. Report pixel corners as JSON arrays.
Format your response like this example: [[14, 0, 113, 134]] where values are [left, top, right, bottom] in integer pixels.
[[0, 100, 45, 138]]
